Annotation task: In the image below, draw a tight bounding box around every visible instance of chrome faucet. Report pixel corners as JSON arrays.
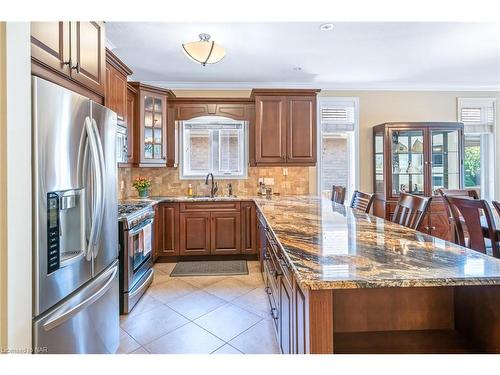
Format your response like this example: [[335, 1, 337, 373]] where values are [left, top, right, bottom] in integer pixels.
[[205, 173, 218, 198]]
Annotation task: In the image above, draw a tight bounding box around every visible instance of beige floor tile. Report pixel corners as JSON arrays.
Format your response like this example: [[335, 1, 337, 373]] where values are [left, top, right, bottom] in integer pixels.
[[180, 275, 228, 289], [203, 277, 255, 302], [233, 273, 265, 288], [121, 305, 189, 345], [145, 322, 225, 354], [229, 319, 280, 354], [167, 290, 227, 320], [194, 304, 262, 341], [129, 347, 149, 354], [116, 329, 141, 354], [119, 294, 164, 325], [232, 287, 271, 319], [147, 278, 198, 304], [153, 262, 176, 275], [211, 344, 243, 354], [151, 271, 173, 286], [247, 261, 261, 274]]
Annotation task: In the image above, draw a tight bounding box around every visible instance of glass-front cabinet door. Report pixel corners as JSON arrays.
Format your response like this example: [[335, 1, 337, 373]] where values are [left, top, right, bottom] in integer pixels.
[[374, 132, 384, 194], [430, 129, 462, 195], [390, 129, 425, 196], [141, 92, 167, 165]]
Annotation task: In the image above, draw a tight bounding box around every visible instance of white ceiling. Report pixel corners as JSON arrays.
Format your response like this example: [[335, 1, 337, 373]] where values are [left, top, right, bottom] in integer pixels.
[[106, 22, 500, 90]]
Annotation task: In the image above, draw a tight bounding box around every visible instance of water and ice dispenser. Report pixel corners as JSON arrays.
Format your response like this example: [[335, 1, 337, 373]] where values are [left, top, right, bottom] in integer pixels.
[[46, 189, 86, 274]]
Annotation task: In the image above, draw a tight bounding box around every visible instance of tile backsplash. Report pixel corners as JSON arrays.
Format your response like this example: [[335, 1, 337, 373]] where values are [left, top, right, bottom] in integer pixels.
[[118, 166, 312, 199]]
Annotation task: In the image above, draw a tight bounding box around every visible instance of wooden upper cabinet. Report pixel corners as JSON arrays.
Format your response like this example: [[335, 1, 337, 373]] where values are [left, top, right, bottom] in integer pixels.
[[287, 96, 316, 164], [252, 89, 320, 166], [211, 212, 241, 255], [105, 48, 132, 122], [129, 83, 175, 167], [126, 84, 137, 164], [31, 21, 106, 98], [31, 22, 71, 76], [70, 22, 106, 95], [254, 95, 287, 164], [173, 101, 252, 121]]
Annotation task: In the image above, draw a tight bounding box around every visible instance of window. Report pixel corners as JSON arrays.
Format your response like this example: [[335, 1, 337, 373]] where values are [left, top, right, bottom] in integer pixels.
[[318, 98, 359, 199], [458, 98, 496, 200], [180, 116, 248, 179]]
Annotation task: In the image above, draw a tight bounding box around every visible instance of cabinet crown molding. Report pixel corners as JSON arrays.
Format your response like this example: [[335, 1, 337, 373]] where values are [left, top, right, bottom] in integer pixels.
[[170, 97, 254, 104], [250, 88, 321, 97], [106, 48, 133, 76], [128, 81, 176, 98]]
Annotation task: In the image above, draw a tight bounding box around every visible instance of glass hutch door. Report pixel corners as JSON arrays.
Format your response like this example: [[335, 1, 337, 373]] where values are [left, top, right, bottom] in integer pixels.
[[374, 132, 384, 194], [430, 129, 462, 195], [142, 94, 166, 163], [390, 129, 425, 196]]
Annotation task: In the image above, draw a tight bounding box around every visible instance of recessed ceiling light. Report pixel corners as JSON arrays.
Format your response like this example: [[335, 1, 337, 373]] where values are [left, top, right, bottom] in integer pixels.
[[293, 67, 302, 71], [320, 23, 334, 31]]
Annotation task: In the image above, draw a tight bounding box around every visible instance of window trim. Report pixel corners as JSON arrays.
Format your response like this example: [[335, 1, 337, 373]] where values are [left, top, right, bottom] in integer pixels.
[[458, 97, 497, 200], [317, 97, 360, 198], [179, 116, 249, 180]]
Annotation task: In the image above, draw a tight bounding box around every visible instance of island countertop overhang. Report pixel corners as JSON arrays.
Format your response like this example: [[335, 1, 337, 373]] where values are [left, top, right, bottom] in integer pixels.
[[120, 195, 500, 290]]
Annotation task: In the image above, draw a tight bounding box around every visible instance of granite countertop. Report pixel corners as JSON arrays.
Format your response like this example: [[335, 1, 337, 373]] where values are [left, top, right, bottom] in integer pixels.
[[119, 195, 500, 290]]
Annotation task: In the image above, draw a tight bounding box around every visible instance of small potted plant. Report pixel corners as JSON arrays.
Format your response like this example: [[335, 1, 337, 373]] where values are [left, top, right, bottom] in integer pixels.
[[133, 176, 152, 198]]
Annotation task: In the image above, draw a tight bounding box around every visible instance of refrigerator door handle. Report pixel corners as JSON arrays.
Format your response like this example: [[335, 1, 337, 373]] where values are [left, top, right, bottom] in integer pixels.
[[91, 118, 106, 259], [41, 265, 118, 332], [84, 117, 103, 260]]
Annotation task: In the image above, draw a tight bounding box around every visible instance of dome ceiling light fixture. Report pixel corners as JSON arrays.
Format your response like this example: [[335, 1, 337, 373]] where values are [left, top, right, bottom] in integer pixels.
[[320, 23, 334, 31], [182, 33, 226, 66]]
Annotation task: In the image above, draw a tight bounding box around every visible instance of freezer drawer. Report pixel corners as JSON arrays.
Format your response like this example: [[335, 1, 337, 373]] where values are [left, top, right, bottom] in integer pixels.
[[33, 261, 119, 354]]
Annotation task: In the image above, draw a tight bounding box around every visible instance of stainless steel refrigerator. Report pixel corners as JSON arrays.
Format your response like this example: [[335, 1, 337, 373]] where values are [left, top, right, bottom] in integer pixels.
[[32, 77, 119, 354]]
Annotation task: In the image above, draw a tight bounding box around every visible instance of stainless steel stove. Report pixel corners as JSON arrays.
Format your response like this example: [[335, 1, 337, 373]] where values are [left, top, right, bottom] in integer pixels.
[[118, 202, 155, 314]]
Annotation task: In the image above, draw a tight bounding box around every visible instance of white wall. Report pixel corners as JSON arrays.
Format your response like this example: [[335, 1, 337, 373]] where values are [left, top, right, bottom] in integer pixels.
[[0, 22, 32, 352]]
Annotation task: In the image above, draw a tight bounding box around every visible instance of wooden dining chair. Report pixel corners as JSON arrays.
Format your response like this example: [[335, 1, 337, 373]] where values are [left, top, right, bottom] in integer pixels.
[[331, 185, 346, 205], [493, 201, 500, 218], [437, 188, 479, 200], [391, 193, 432, 230], [349, 190, 375, 213], [446, 196, 499, 258], [438, 188, 479, 244]]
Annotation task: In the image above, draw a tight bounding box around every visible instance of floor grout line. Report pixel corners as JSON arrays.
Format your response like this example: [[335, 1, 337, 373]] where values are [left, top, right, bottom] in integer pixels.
[[121, 263, 271, 354]]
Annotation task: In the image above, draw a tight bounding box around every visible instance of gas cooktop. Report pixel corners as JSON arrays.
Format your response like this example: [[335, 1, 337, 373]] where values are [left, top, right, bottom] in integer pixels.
[[118, 202, 151, 217]]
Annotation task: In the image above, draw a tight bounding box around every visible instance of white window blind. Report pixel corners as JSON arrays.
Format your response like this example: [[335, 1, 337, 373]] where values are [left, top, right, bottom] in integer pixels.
[[320, 100, 356, 132], [458, 98, 496, 134]]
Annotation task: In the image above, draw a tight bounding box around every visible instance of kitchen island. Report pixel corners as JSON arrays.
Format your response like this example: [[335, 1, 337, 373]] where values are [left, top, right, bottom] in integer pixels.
[[120, 195, 500, 353], [254, 196, 500, 354]]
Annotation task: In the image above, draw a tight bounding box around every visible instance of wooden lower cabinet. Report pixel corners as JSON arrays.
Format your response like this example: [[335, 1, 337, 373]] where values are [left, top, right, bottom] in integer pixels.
[[159, 203, 179, 256], [279, 276, 293, 354], [294, 283, 307, 354], [180, 212, 211, 255], [241, 201, 257, 254], [154, 201, 257, 258], [211, 212, 241, 254], [154, 203, 180, 260]]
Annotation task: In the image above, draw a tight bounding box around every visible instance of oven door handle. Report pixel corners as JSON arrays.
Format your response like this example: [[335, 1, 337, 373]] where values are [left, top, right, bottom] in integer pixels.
[[128, 218, 153, 236]]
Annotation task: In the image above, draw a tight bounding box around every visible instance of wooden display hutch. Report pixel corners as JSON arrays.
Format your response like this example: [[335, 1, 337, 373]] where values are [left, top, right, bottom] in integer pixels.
[[372, 122, 464, 241]]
